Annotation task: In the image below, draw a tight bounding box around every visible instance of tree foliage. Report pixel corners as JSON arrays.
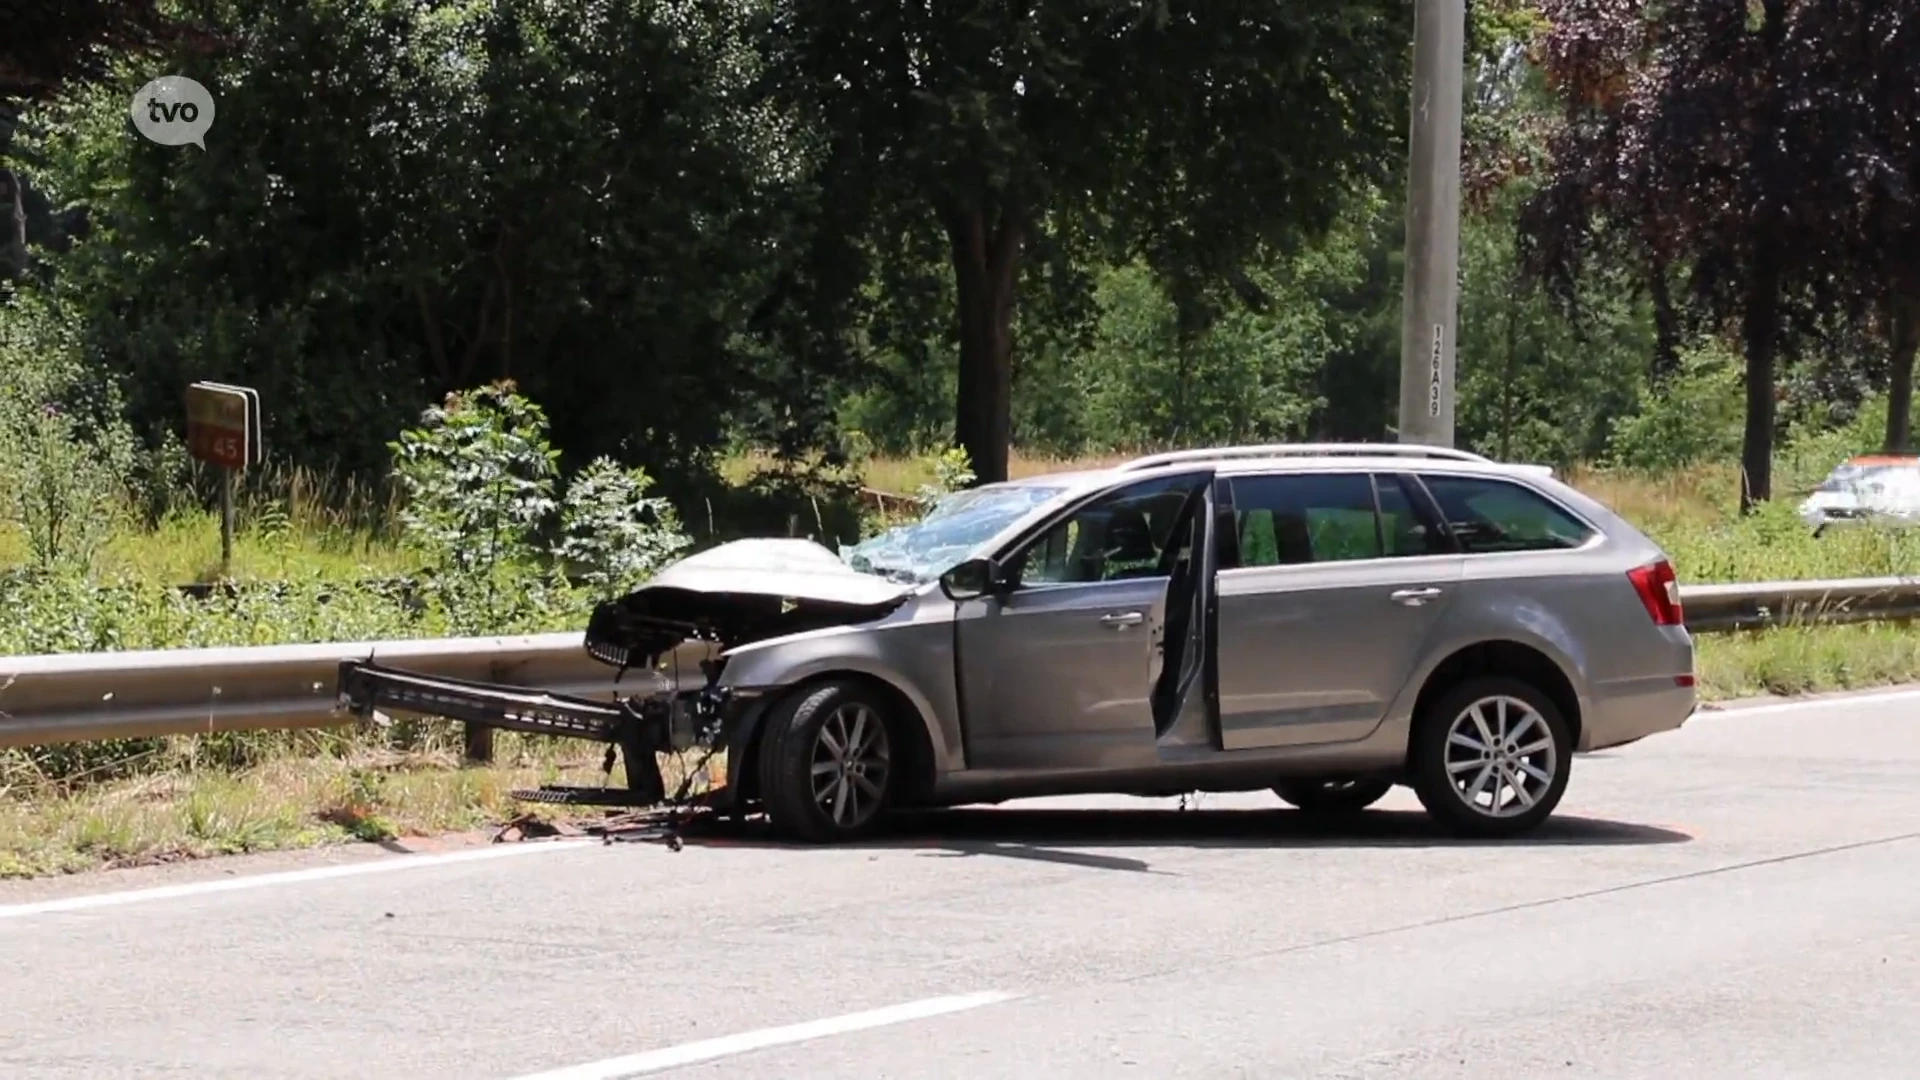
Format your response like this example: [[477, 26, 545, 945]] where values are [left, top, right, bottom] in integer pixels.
[[760, 0, 1414, 482], [19, 0, 839, 489], [1521, 0, 1920, 508], [0, 1, 196, 102], [6, 0, 1916, 535]]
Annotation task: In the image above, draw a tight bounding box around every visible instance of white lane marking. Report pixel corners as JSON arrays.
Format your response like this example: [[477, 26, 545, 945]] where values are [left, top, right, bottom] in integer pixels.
[[504, 990, 1021, 1080], [0, 839, 596, 921], [1696, 686, 1920, 720]]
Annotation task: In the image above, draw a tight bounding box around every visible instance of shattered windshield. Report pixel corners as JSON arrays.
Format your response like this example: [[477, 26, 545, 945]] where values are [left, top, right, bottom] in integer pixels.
[[840, 483, 1071, 583]]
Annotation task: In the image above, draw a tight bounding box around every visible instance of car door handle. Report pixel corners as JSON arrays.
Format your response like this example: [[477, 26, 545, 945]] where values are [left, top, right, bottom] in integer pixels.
[[1390, 587, 1443, 606], [1100, 611, 1146, 628]]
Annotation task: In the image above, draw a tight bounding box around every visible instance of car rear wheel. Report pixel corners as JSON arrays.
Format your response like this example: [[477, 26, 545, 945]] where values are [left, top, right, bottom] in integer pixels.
[[1272, 778, 1394, 815], [757, 680, 897, 844], [1409, 676, 1571, 838]]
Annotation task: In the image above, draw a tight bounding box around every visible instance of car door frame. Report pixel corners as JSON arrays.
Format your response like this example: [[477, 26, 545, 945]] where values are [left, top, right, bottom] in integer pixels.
[[1208, 466, 1469, 751], [1144, 474, 1222, 745], [950, 467, 1219, 771]]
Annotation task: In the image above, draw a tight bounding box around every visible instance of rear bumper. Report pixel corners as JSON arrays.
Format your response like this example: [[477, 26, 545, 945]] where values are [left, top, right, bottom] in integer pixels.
[[1580, 675, 1697, 752]]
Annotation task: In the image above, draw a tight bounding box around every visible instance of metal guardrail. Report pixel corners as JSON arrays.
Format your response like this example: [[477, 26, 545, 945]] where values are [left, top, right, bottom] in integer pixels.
[[1677, 577, 1920, 632], [0, 632, 616, 751], [1, 576, 1916, 752]]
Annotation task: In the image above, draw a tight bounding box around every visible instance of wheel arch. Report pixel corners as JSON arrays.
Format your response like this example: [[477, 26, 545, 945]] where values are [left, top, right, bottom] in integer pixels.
[[1403, 639, 1586, 763], [728, 670, 940, 809]]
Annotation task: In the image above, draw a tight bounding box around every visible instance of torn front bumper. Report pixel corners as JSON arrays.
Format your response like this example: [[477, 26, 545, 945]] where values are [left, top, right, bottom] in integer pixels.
[[334, 659, 737, 806]]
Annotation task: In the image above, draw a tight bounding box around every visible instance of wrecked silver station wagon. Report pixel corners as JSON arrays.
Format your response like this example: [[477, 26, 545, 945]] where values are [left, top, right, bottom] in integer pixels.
[[336, 442, 1698, 843]]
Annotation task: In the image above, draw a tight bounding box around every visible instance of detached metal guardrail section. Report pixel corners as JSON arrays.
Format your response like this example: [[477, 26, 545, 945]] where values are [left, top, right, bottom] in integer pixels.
[[0, 632, 615, 752], [1, 576, 1916, 752]]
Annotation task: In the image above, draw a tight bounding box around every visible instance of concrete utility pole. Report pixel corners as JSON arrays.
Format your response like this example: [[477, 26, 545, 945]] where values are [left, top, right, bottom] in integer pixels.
[[1396, 0, 1467, 447]]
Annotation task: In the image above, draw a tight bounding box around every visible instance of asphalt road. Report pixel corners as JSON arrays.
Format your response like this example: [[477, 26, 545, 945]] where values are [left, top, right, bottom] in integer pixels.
[[3, 688, 1918, 1079]]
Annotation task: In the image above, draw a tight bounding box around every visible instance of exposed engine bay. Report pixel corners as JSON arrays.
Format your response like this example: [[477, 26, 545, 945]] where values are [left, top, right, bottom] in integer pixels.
[[334, 538, 914, 813]]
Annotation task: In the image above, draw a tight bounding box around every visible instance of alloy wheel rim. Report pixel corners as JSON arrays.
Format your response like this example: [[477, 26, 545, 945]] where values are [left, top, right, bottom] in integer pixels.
[[810, 703, 891, 828], [1442, 695, 1557, 819]]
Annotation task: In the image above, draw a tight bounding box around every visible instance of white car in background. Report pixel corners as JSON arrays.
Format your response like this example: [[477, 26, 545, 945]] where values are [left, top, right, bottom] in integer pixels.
[[1798, 454, 1920, 534]]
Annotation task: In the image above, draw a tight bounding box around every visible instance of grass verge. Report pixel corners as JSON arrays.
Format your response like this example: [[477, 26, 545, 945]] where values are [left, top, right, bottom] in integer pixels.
[[1695, 623, 1920, 700], [0, 730, 725, 879]]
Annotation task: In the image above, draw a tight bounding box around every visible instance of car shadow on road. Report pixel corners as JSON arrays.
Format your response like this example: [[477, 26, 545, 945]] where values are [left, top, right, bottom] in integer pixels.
[[672, 807, 1692, 874]]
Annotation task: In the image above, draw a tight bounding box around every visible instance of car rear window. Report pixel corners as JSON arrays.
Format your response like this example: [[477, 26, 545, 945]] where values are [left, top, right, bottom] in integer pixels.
[[1229, 473, 1382, 566], [1416, 474, 1594, 554]]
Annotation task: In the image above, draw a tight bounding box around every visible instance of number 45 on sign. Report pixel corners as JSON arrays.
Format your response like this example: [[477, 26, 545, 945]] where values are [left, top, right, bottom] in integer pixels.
[[185, 382, 262, 469]]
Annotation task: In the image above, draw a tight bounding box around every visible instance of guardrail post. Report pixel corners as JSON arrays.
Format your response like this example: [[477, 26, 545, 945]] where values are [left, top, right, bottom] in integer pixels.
[[463, 720, 495, 764], [463, 661, 501, 764]]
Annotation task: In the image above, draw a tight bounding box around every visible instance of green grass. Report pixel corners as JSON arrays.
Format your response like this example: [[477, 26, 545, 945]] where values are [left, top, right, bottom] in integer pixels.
[[1695, 622, 1920, 700], [0, 515, 413, 588], [1, 449, 1916, 880]]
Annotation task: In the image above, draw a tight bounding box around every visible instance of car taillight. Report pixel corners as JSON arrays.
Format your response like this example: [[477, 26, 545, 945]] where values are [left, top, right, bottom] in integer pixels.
[[1627, 559, 1684, 626]]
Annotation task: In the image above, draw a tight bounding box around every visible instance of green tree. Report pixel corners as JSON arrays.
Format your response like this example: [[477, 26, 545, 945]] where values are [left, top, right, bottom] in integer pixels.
[[17, 0, 832, 492], [761, 0, 1414, 482], [0, 1, 203, 279], [1791, 0, 1920, 450], [1519, 0, 1920, 509]]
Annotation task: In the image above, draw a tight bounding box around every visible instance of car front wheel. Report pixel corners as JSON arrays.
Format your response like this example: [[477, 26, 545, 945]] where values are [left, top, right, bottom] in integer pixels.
[[757, 679, 898, 844], [1409, 676, 1572, 838]]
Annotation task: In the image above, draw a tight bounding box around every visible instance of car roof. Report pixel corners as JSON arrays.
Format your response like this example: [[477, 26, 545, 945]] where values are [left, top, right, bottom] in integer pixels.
[[1839, 454, 1920, 468], [953, 449, 1634, 568], [1011, 455, 1548, 485], [982, 454, 1578, 528]]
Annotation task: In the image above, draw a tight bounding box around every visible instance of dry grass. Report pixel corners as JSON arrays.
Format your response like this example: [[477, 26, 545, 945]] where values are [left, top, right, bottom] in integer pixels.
[[1565, 462, 1740, 529], [0, 730, 726, 879]]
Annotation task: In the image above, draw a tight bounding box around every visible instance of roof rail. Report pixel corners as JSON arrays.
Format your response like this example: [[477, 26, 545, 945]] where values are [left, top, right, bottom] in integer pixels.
[[1115, 443, 1494, 472]]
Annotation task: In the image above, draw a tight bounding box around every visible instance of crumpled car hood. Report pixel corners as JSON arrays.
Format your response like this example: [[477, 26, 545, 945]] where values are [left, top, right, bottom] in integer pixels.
[[582, 538, 916, 668]]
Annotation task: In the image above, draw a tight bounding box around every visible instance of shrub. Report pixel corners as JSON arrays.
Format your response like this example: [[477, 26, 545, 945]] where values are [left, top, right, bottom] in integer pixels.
[[388, 382, 560, 577], [552, 457, 692, 594], [1605, 340, 1744, 472]]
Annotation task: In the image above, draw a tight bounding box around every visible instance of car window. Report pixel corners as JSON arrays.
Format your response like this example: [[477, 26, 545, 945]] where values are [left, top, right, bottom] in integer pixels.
[[1417, 474, 1594, 554], [1009, 474, 1206, 586], [1815, 461, 1920, 500], [1375, 474, 1451, 556], [1228, 473, 1381, 566], [1820, 463, 1920, 504]]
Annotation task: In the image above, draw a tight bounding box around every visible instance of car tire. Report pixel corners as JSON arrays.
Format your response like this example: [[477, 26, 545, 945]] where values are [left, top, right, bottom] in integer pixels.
[[1408, 675, 1572, 838], [1272, 778, 1394, 815], [756, 679, 898, 844]]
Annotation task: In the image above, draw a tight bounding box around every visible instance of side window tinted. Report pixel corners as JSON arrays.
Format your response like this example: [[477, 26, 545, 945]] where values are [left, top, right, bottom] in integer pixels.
[[1418, 474, 1595, 554], [1009, 474, 1204, 585], [1229, 473, 1381, 566], [1375, 474, 1450, 556]]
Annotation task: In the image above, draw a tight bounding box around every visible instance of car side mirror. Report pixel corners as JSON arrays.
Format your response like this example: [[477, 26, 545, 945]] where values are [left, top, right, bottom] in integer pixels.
[[939, 557, 1001, 601]]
